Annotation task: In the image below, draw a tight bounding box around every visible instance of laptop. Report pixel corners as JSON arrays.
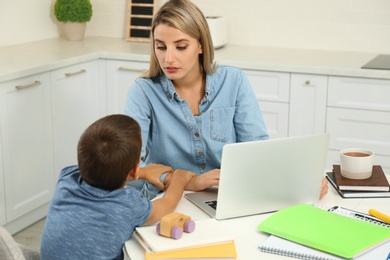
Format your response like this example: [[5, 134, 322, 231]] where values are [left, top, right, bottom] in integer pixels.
[[185, 133, 330, 220]]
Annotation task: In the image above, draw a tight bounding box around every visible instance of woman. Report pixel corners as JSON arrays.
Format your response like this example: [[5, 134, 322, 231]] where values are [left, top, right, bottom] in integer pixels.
[[125, 0, 328, 199]]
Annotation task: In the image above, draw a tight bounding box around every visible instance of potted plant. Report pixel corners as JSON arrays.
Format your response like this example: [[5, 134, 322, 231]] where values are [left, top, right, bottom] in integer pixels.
[[54, 0, 93, 41]]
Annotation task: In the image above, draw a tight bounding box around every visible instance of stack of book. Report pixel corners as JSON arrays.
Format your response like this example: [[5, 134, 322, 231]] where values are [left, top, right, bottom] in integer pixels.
[[326, 165, 390, 198], [131, 218, 237, 260]]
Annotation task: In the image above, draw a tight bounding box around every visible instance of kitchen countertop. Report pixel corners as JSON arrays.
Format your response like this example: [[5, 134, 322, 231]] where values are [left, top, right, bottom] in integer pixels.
[[1, 36, 390, 83]]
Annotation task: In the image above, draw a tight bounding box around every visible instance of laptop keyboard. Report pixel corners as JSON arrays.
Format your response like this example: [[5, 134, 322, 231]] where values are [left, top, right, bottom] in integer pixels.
[[205, 200, 217, 210]]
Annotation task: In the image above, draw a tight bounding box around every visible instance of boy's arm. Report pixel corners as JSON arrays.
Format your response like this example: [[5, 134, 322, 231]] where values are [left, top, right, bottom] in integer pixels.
[[143, 169, 194, 225]]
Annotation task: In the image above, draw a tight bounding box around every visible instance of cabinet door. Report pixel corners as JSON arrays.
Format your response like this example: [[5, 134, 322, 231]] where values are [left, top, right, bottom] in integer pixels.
[[327, 76, 390, 173], [0, 138, 5, 226], [244, 70, 290, 138], [326, 108, 390, 173], [105, 60, 149, 114], [259, 101, 289, 138], [51, 60, 106, 178], [289, 74, 327, 136], [0, 73, 54, 222]]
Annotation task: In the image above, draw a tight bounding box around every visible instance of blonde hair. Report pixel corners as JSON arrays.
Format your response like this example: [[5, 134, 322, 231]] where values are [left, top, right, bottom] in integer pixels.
[[141, 0, 216, 78]]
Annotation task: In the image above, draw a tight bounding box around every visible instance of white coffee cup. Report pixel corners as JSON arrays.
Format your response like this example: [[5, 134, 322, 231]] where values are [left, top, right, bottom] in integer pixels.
[[339, 148, 374, 179]]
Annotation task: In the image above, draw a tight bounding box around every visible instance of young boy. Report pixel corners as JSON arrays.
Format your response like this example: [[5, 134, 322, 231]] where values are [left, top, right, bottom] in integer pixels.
[[40, 114, 194, 260]]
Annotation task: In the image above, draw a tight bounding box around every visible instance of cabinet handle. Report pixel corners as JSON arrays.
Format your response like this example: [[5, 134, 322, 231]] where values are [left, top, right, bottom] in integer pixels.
[[15, 80, 41, 90], [118, 66, 145, 73], [304, 80, 311, 85], [65, 69, 86, 77]]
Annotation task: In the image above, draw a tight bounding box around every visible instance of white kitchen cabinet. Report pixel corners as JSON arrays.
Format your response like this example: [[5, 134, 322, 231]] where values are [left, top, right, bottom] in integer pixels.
[[328, 76, 390, 111], [1, 52, 389, 235], [244, 70, 290, 138], [326, 109, 390, 171], [258, 101, 289, 138], [105, 60, 148, 114], [326, 76, 390, 173], [289, 74, 327, 137], [0, 139, 5, 226], [51, 60, 106, 179], [0, 73, 54, 229]]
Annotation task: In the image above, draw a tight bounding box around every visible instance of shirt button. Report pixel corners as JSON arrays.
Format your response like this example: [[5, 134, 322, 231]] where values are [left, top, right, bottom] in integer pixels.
[[197, 152, 203, 157], [194, 132, 200, 137]]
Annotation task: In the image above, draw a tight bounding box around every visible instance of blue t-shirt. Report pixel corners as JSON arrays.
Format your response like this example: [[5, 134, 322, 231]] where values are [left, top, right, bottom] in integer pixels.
[[40, 165, 152, 260], [125, 65, 269, 175]]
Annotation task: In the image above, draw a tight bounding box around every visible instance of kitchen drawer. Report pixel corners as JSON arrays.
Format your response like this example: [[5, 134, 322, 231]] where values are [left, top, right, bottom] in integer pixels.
[[328, 76, 390, 112], [326, 107, 390, 156], [244, 70, 290, 103]]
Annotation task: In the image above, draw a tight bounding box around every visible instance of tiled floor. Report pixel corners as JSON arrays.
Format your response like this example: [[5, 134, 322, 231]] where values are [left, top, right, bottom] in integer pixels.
[[12, 218, 46, 252]]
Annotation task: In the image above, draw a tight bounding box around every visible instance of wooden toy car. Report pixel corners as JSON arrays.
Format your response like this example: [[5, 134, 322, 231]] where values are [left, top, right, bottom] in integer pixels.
[[156, 212, 196, 239]]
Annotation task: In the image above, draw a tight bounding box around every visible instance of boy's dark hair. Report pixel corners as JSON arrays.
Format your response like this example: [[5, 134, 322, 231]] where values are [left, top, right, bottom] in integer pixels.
[[77, 114, 142, 190]]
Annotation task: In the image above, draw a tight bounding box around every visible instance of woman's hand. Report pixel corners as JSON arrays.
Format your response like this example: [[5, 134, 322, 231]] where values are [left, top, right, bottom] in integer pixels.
[[184, 169, 220, 191], [319, 177, 329, 200], [139, 164, 173, 190]]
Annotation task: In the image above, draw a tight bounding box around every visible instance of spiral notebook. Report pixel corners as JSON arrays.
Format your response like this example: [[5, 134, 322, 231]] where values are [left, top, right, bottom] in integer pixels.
[[259, 235, 390, 260], [257, 204, 390, 259]]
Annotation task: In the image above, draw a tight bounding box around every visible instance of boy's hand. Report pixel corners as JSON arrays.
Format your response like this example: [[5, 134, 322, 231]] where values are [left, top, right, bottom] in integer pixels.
[[139, 164, 173, 190]]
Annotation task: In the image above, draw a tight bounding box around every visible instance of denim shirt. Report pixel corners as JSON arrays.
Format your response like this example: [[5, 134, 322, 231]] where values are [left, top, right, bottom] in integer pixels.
[[125, 65, 269, 175]]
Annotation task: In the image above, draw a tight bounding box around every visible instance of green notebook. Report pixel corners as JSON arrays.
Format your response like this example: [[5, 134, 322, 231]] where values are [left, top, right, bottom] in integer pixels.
[[257, 204, 390, 259]]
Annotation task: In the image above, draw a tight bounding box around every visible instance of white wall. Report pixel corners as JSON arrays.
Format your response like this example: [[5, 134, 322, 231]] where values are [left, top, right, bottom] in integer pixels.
[[0, 0, 58, 47], [190, 0, 390, 53], [1, 0, 390, 54]]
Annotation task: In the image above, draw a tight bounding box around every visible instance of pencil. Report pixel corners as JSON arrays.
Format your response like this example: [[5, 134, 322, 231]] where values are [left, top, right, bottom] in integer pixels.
[[368, 209, 390, 225]]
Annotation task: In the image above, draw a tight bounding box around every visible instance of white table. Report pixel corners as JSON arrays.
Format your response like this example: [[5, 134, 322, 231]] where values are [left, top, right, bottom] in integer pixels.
[[123, 176, 390, 259]]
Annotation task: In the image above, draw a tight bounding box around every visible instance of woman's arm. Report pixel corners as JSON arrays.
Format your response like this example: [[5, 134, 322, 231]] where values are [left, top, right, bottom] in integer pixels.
[[234, 70, 269, 142], [162, 169, 220, 191], [124, 79, 153, 167], [320, 177, 329, 199]]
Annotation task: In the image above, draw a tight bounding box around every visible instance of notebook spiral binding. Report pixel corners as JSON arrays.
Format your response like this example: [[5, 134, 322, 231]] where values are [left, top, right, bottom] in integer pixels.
[[259, 245, 335, 260], [328, 206, 390, 228], [353, 214, 390, 228]]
